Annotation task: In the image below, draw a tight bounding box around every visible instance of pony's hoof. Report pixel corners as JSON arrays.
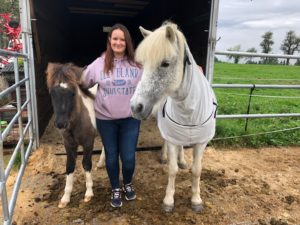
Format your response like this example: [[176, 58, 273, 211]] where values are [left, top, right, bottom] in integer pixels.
[[178, 162, 188, 169], [160, 159, 167, 164], [162, 203, 174, 213], [58, 201, 68, 208], [84, 196, 92, 202], [191, 203, 203, 213]]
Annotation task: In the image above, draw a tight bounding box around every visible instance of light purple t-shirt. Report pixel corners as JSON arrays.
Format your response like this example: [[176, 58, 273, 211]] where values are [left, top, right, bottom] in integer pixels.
[[83, 55, 142, 120]]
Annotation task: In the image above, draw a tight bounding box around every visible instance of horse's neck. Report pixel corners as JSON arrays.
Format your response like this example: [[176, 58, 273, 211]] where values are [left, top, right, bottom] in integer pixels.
[[167, 57, 214, 125], [170, 40, 191, 101], [170, 61, 194, 103], [72, 87, 96, 128], [160, 37, 215, 125]]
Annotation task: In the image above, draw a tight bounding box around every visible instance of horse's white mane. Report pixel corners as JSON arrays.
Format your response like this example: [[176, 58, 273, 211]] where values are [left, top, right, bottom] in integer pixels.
[[135, 22, 186, 70]]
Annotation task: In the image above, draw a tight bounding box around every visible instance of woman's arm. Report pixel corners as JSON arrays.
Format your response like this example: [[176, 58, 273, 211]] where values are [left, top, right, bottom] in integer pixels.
[[81, 67, 96, 88], [81, 58, 103, 88]]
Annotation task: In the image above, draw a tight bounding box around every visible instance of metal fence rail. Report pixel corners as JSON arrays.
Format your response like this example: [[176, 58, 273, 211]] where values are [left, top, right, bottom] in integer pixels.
[[0, 0, 38, 224], [213, 83, 300, 119], [210, 50, 300, 120], [215, 50, 300, 59]]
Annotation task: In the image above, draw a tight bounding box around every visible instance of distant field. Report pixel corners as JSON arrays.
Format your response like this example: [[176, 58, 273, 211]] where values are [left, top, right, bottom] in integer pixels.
[[212, 63, 300, 147]]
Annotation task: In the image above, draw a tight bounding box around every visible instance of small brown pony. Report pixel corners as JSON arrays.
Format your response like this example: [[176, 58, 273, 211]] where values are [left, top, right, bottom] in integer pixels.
[[46, 62, 98, 208]]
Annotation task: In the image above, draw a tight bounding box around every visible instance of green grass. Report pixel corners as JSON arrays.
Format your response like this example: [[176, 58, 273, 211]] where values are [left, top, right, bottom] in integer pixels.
[[211, 63, 300, 148], [3, 152, 22, 170]]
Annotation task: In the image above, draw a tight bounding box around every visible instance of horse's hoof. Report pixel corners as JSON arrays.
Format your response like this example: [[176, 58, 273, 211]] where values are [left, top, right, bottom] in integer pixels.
[[178, 162, 188, 169], [160, 159, 167, 164], [191, 203, 203, 213], [58, 201, 68, 208], [84, 196, 92, 202], [162, 203, 174, 213]]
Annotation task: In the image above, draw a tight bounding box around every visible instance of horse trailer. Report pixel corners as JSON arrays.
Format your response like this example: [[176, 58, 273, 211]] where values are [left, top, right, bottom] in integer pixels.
[[29, 0, 219, 136], [1, 1, 219, 223], [2, 0, 300, 223]]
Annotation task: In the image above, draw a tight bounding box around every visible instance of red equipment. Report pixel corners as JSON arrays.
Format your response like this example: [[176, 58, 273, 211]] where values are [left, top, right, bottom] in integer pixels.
[[0, 13, 22, 67]]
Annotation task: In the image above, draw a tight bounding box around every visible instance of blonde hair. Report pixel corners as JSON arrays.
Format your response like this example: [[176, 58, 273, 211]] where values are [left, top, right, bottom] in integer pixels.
[[135, 22, 186, 70]]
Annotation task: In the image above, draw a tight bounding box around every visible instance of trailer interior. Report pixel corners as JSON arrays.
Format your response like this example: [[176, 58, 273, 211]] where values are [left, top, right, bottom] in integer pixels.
[[30, 0, 212, 135]]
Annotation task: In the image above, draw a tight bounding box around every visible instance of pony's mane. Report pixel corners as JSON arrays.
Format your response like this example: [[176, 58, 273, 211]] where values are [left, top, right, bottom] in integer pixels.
[[135, 22, 186, 69], [46, 63, 95, 99]]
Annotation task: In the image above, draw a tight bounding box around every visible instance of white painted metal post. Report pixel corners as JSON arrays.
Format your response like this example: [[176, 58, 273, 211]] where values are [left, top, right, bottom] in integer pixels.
[[13, 58, 25, 165], [20, 0, 39, 148], [0, 135, 9, 225], [205, 0, 220, 84]]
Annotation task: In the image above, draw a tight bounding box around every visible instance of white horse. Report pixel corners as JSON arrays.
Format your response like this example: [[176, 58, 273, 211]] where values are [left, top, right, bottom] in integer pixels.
[[130, 22, 217, 213]]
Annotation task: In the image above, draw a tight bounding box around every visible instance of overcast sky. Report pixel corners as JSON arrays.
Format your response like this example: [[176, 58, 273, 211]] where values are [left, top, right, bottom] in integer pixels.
[[216, 0, 300, 55]]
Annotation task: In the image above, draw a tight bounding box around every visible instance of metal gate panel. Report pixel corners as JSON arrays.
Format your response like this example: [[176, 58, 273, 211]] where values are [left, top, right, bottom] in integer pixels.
[[0, 0, 38, 224]]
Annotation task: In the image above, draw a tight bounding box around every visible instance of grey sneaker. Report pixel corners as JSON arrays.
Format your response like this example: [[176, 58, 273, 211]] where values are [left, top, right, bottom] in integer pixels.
[[111, 188, 122, 208], [123, 183, 136, 201]]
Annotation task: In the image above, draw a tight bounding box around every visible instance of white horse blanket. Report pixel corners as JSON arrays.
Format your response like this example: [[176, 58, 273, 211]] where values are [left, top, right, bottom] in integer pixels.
[[157, 44, 217, 146]]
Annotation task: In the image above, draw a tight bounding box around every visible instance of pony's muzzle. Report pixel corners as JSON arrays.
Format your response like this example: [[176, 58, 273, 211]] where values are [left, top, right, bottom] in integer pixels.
[[55, 120, 68, 129]]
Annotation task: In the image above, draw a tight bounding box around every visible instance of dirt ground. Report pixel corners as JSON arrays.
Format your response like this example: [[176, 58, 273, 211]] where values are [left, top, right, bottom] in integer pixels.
[[4, 117, 300, 225]]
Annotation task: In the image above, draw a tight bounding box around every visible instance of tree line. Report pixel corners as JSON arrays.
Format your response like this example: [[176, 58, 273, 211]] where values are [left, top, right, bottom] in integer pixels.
[[223, 31, 300, 66]]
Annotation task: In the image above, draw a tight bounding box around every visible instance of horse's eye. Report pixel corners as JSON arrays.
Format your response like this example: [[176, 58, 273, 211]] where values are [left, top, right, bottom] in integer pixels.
[[161, 61, 170, 67]]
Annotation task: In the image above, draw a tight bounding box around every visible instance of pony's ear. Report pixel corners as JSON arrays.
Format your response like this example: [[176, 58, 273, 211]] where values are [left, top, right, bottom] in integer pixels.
[[139, 26, 152, 38], [166, 26, 175, 42], [46, 62, 54, 74], [46, 63, 55, 89], [70, 65, 84, 83]]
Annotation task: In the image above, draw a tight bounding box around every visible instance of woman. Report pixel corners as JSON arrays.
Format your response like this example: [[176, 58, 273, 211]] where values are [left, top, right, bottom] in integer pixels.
[[83, 24, 142, 208]]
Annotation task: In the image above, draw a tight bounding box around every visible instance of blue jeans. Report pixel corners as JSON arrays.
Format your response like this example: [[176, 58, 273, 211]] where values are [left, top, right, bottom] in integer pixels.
[[96, 117, 140, 189]]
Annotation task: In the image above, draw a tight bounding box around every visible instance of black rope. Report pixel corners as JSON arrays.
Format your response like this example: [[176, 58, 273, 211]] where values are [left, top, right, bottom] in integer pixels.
[[54, 145, 196, 156]]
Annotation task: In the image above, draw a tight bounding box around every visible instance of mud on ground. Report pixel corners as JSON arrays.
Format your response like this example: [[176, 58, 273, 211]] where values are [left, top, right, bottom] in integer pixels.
[[5, 117, 300, 225]]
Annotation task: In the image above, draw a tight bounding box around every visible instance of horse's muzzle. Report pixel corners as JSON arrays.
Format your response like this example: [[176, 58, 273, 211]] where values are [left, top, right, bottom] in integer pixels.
[[55, 120, 68, 129], [130, 102, 152, 120]]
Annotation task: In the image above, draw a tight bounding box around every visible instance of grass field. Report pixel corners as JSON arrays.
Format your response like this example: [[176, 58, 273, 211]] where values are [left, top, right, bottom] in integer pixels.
[[211, 63, 300, 147]]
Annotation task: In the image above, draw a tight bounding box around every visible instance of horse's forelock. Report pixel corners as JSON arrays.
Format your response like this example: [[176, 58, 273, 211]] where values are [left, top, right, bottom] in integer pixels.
[[162, 21, 178, 32], [46, 63, 81, 90], [136, 24, 185, 69]]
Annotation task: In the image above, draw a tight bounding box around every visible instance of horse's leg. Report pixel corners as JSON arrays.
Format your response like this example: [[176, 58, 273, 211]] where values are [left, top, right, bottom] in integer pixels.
[[191, 142, 207, 212], [82, 142, 94, 203], [177, 146, 188, 169], [96, 146, 105, 168], [59, 145, 77, 208], [163, 141, 180, 212], [160, 141, 168, 164]]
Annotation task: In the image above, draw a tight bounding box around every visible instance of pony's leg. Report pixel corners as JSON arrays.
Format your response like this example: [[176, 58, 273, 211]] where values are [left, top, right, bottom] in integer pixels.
[[177, 146, 188, 169], [59, 146, 77, 208], [84, 171, 93, 202], [191, 142, 207, 212], [163, 142, 180, 212], [160, 141, 168, 164], [96, 146, 105, 168], [82, 144, 94, 203]]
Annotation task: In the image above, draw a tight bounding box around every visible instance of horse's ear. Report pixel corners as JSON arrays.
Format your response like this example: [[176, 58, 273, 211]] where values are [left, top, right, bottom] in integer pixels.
[[139, 26, 152, 38], [71, 65, 85, 83], [46, 63, 55, 89], [166, 26, 175, 42], [46, 63, 54, 74]]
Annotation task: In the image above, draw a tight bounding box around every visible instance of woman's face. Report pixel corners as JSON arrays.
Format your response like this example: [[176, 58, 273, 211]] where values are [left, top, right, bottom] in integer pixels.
[[110, 29, 126, 57]]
